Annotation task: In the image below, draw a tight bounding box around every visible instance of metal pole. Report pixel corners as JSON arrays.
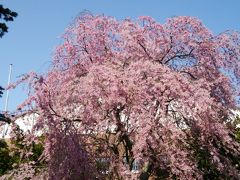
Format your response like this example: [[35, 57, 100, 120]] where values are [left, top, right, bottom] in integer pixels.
[[2, 64, 13, 138], [4, 64, 12, 111]]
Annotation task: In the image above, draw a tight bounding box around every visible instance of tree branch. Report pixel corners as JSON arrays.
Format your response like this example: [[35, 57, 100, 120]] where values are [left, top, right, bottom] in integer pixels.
[[180, 70, 197, 80], [138, 42, 152, 59], [164, 48, 194, 64]]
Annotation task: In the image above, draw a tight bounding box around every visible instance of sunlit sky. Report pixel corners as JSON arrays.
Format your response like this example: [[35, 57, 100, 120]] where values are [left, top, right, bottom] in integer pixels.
[[0, 0, 240, 111]]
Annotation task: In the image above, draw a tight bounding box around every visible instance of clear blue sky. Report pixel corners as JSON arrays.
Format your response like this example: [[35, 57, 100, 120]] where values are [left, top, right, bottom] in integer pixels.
[[0, 0, 240, 112]]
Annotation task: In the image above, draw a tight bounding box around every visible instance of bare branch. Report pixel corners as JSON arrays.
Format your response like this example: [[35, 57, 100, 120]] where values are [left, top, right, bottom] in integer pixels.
[[164, 48, 194, 64]]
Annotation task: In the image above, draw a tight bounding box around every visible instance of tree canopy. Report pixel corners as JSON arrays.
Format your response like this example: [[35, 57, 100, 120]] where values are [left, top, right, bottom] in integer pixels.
[[0, 86, 10, 124], [0, 4, 18, 38], [0, 4, 17, 123], [6, 15, 240, 179], [0, 86, 3, 98]]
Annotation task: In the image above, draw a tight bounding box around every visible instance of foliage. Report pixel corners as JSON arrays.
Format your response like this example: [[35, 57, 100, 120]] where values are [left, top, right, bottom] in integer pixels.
[[233, 115, 240, 143], [0, 139, 12, 176], [10, 14, 240, 179], [0, 86, 3, 98], [0, 114, 11, 124], [0, 4, 17, 124], [0, 125, 46, 179], [0, 4, 18, 38]]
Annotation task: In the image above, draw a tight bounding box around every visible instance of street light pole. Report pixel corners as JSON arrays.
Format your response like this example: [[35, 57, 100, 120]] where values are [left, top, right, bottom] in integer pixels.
[[5, 64, 12, 111], [2, 64, 13, 138]]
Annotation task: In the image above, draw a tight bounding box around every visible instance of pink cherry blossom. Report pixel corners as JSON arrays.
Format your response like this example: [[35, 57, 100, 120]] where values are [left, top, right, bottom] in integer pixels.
[[6, 14, 240, 179]]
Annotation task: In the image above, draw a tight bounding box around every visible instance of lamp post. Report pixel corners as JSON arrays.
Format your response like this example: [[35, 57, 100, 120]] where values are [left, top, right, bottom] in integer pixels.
[[1, 64, 12, 138]]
